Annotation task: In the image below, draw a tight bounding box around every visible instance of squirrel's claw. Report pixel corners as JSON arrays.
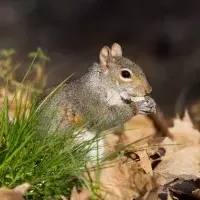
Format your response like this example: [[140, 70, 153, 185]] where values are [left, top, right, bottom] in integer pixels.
[[135, 96, 156, 115]]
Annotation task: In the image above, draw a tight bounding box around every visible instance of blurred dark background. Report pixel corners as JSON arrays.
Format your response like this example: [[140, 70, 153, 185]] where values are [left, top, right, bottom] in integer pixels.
[[1, 0, 200, 118]]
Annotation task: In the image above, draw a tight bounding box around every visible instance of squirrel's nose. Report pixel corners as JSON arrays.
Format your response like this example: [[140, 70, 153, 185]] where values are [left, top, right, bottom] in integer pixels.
[[137, 85, 151, 96], [146, 85, 152, 94]]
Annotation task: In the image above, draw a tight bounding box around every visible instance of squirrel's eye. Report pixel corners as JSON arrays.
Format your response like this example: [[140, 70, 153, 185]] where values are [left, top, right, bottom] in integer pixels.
[[121, 70, 132, 79]]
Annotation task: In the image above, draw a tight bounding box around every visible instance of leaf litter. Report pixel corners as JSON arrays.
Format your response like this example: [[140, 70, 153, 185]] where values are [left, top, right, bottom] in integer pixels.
[[70, 109, 200, 200]]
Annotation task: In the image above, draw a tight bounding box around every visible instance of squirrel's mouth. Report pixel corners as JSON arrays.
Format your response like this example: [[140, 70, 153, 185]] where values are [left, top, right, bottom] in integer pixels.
[[131, 96, 156, 115]]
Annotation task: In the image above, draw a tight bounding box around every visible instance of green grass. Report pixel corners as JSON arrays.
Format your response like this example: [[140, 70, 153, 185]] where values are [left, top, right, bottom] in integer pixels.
[[0, 48, 107, 199], [0, 90, 95, 199]]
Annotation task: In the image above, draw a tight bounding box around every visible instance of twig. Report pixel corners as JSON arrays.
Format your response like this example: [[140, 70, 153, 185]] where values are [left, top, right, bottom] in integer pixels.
[[148, 105, 172, 138]]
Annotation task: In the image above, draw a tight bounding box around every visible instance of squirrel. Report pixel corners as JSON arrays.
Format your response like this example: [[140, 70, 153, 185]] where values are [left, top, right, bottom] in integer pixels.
[[37, 43, 156, 158]]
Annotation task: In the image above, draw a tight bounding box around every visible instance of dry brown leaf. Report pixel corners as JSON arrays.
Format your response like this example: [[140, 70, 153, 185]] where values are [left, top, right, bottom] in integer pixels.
[[169, 110, 200, 145], [158, 137, 180, 156], [154, 145, 200, 185], [104, 131, 120, 154], [103, 114, 156, 160], [13, 183, 30, 194], [144, 188, 160, 200], [136, 150, 153, 176], [0, 87, 32, 120], [96, 155, 154, 200], [0, 183, 30, 200], [103, 114, 156, 159], [166, 189, 174, 200], [122, 114, 156, 149]]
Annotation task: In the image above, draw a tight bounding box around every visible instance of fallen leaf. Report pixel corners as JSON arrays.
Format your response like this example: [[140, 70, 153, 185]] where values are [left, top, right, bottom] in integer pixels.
[[122, 114, 156, 149], [136, 150, 153, 176], [13, 183, 31, 194], [154, 145, 200, 185], [169, 110, 200, 145], [0, 183, 30, 200]]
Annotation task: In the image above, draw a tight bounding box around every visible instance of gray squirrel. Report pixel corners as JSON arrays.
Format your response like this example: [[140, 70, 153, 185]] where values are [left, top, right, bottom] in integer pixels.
[[37, 43, 156, 158]]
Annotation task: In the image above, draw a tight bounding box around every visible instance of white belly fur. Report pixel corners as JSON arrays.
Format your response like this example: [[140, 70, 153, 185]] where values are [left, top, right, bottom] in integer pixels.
[[76, 129, 105, 160], [106, 89, 124, 106]]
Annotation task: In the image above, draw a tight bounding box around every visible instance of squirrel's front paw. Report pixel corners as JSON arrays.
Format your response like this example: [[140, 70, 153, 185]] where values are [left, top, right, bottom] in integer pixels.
[[135, 96, 156, 115]]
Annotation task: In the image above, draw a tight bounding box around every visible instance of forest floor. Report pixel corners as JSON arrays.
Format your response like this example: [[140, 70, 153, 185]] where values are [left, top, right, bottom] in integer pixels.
[[0, 49, 200, 200]]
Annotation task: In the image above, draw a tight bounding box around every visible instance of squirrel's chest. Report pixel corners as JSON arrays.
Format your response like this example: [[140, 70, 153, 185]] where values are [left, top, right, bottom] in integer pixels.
[[55, 87, 130, 130]]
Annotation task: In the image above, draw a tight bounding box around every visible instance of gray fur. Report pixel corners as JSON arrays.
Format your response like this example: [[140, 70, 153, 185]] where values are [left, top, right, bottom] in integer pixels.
[[38, 63, 136, 133], [37, 49, 155, 136]]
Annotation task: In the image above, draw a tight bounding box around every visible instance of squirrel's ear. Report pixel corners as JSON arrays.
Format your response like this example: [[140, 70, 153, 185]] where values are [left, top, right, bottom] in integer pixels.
[[111, 43, 122, 57], [99, 46, 111, 69]]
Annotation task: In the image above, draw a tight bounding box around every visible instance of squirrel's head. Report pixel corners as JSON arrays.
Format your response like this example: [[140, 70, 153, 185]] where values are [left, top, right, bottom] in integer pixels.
[[99, 43, 152, 97]]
